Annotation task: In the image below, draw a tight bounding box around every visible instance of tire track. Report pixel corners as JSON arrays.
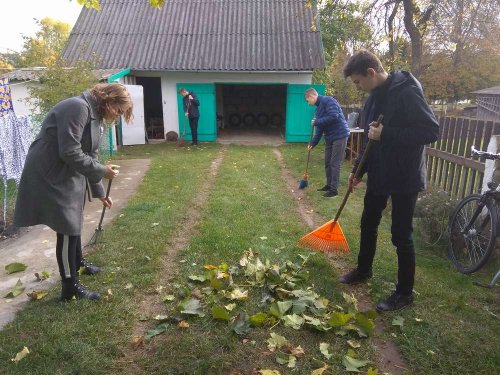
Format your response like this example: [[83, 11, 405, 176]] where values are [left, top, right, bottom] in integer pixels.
[[112, 147, 227, 374]]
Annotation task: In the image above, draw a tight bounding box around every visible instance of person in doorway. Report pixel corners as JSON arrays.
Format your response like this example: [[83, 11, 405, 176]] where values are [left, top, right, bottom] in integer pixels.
[[179, 87, 200, 145], [305, 88, 350, 197], [14, 83, 133, 301], [341, 49, 439, 312]]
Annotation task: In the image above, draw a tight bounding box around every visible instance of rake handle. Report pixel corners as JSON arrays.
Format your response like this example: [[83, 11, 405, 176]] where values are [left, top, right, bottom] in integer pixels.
[[97, 178, 112, 230], [304, 123, 316, 176], [333, 114, 383, 223]]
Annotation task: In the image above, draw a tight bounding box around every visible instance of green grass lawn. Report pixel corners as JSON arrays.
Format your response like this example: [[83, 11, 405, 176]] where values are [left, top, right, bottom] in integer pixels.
[[0, 143, 498, 375]]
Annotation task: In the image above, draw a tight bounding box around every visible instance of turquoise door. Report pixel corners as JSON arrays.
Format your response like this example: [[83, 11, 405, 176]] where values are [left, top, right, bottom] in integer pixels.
[[177, 83, 216, 141], [285, 84, 326, 142]]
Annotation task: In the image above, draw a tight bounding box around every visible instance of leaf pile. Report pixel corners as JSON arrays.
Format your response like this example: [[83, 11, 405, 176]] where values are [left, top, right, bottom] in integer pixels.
[[145, 250, 377, 372]]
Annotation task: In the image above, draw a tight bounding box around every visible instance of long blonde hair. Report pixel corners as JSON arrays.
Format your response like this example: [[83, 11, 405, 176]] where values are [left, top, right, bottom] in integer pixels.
[[91, 83, 133, 123]]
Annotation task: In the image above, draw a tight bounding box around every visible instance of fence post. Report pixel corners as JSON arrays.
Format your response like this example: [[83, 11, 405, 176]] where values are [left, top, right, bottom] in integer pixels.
[[482, 135, 500, 193]]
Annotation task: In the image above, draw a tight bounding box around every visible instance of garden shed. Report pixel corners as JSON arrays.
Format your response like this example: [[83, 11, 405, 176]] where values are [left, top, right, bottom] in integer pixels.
[[62, 0, 325, 144]]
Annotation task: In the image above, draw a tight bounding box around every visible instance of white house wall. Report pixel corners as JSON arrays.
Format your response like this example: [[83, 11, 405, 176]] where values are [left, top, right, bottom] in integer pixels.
[[133, 71, 312, 136]]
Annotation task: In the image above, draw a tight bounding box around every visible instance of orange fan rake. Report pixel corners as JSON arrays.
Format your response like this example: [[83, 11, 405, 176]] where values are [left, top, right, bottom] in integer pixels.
[[299, 115, 383, 254]]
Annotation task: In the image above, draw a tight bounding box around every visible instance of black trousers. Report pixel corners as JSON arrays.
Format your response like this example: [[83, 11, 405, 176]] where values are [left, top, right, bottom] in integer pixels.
[[56, 234, 83, 279], [357, 190, 418, 295], [189, 117, 199, 144]]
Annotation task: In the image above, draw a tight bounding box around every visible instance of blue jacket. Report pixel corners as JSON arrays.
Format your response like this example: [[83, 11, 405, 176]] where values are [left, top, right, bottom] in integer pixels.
[[310, 95, 349, 148]]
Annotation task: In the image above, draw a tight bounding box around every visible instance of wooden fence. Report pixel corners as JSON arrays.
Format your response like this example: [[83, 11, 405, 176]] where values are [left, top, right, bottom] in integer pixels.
[[342, 106, 500, 200], [426, 117, 500, 200]]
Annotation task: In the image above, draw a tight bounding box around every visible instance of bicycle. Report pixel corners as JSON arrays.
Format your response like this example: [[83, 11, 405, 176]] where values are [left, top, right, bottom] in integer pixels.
[[448, 146, 500, 287]]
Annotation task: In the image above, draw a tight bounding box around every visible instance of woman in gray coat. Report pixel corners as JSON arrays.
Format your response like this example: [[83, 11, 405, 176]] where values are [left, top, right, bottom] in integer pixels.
[[14, 83, 133, 301]]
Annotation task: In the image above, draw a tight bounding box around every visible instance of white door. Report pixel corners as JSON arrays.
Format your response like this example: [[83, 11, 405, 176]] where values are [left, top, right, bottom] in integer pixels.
[[122, 85, 145, 145]]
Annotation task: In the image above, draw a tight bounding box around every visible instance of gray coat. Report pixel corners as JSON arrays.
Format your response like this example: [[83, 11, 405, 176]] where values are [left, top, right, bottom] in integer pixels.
[[14, 91, 107, 235]]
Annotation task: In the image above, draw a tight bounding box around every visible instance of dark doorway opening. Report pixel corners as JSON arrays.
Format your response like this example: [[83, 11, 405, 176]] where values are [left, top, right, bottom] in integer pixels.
[[136, 77, 164, 139], [216, 84, 286, 144]]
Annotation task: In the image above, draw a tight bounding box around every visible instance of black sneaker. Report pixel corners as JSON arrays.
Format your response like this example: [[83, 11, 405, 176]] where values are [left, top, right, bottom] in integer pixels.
[[339, 268, 372, 284], [323, 190, 338, 198], [79, 258, 102, 275], [376, 291, 414, 312], [317, 185, 330, 191]]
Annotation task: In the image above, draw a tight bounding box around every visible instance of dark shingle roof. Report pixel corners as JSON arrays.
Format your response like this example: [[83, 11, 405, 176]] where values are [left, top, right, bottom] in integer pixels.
[[62, 0, 324, 71]]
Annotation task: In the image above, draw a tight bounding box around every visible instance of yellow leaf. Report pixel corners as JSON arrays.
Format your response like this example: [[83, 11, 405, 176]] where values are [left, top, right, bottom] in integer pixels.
[[130, 335, 144, 350], [258, 370, 281, 375], [311, 363, 328, 375], [11, 346, 29, 362], [178, 320, 190, 329], [203, 265, 218, 270], [27, 290, 48, 301]]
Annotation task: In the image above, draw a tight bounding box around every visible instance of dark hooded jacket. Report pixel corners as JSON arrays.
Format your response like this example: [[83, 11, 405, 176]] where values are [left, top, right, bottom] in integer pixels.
[[352, 71, 439, 194]]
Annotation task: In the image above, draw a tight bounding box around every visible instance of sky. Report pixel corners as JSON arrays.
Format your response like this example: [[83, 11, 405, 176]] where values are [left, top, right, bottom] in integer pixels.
[[2, 0, 83, 54]]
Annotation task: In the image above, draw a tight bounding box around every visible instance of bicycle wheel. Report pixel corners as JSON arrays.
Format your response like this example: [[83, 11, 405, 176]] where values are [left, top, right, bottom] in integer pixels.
[[448, 194, 497, 273]]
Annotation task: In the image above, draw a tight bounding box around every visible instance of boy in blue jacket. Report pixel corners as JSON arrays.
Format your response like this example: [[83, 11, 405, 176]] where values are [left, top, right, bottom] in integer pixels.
[[306, 88, 350, 197]]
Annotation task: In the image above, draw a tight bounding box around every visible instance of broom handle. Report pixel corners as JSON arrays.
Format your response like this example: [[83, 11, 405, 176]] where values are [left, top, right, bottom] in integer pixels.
[[97, 179, 113, 230], [333, 114, 383, 222], [304, 123, 315, 175]]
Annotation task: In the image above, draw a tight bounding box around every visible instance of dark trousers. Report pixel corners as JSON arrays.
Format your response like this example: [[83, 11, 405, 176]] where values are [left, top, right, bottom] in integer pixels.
[[357, 190, 419, 295], [189, 117, 199, 144], [324, 137, 348, 192], [56, 234, 83, 279]]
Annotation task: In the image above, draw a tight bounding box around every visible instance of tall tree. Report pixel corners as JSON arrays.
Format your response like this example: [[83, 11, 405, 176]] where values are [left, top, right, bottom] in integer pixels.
[[18, 18, 71, 67]]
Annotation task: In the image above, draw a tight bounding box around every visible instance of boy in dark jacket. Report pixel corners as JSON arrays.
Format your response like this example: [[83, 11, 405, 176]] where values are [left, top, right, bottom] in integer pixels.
[[341, 50, 439, 312], [305, 88, 350, 197], [179, 88, 200, 145]]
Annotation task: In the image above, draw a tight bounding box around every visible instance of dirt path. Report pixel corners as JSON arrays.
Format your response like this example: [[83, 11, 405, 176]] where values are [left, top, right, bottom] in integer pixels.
[[112, 148, 227, 374], [273, 148, 410, 375]]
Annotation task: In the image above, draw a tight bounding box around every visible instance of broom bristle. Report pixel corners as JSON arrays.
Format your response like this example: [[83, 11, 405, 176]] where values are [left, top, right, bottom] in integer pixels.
[[298, 178, 309, 189], [298, 220, 350, 254]]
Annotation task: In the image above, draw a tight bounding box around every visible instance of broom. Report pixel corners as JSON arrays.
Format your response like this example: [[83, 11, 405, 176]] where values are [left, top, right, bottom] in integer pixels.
[[298, 122, 316, 189], [177, 99, 190, 147], [298, 115, 383, 254], [86, 165, 119, 247]]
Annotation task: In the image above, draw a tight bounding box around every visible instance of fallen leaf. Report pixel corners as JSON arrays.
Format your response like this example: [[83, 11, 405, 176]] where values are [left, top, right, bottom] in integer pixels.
[[151, 222, 160, 227], [311, 364, 328, 375], [41, 240, 49, 244], [267, 333, 288, 352], [259, 236, 268, 240], [11, 346, 30, 362], [347, 339, 361, 349], [203, 264, 218, 270], [126, 246, 134, 250], [130, 335, 144, 350], [392, 316, 404, 329], [343, 355, 370, 372], [145, 323, 169, 340], [290, 345, 305, 357], [154, 315, 169, 321], [162, 294, 175, 302], [27, 290, 48, 301], [257, 370, 280, 375], [5, 263, 27, 274], [212, 306, 230, 321], [4, 280, 25, 298], [178, 320, 190, 329], [225, 303, 237, 311], [34, 271, 52, 281], [124, 283, 133, 290], [319, 343, 332, 360]]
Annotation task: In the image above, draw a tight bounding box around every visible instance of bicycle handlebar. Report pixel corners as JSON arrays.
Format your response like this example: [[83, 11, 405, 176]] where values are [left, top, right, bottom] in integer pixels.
[[471, 146, 500, 160]]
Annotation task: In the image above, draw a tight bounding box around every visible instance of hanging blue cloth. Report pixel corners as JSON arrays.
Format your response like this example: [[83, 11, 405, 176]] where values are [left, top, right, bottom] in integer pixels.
[[0, 78, 14, 116]]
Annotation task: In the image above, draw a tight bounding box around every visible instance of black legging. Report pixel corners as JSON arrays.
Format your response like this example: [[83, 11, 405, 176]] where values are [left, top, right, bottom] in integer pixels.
[[55, 234, 83, 279]]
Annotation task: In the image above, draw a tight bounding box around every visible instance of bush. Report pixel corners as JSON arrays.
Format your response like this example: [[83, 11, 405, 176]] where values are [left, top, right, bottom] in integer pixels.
[[414, 189, 457, 250]]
